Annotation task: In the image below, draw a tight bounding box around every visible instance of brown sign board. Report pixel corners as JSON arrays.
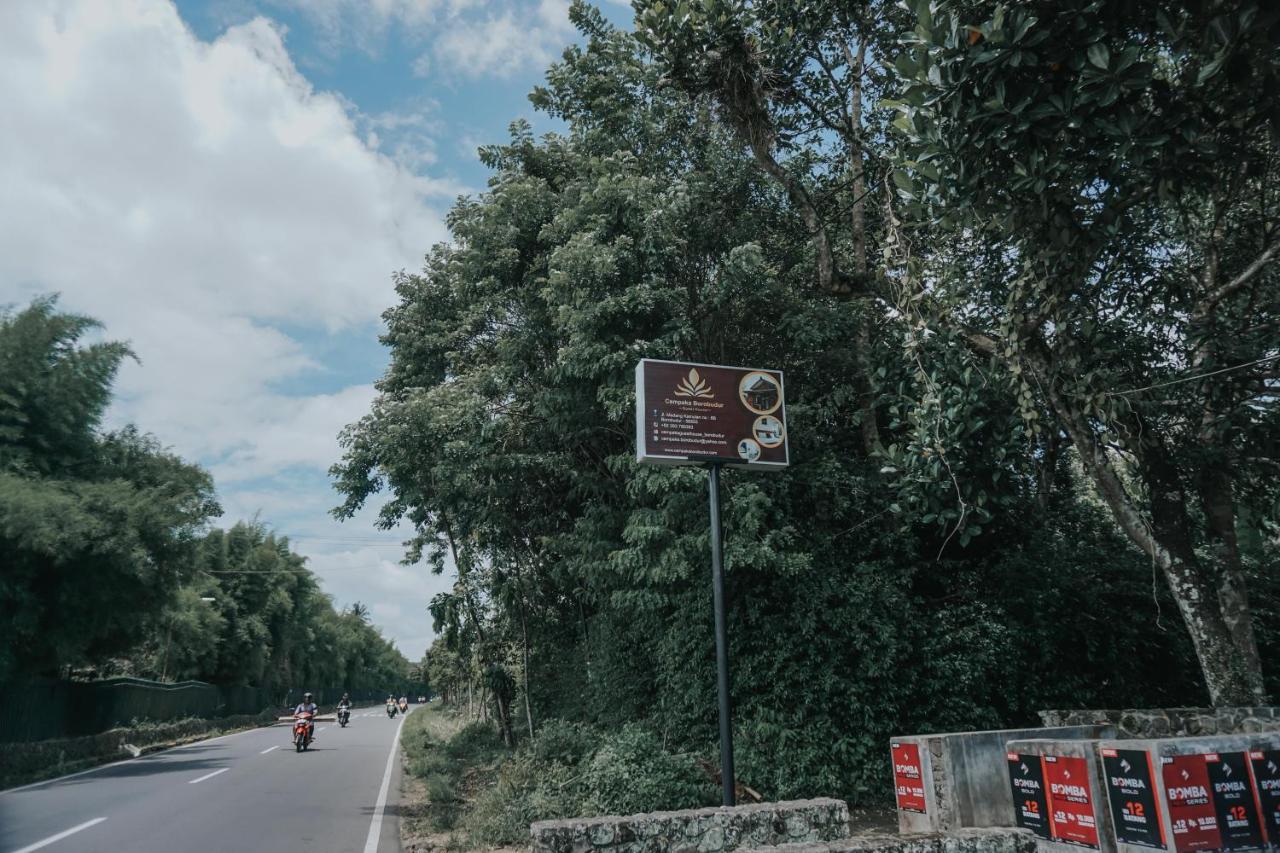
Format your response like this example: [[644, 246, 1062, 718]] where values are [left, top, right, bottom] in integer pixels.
[[635, 359, 789, 469]]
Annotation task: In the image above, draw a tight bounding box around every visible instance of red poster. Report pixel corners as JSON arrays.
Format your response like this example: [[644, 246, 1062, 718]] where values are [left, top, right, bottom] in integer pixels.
[[1044, 754, 1100, 848], [891, 742, 927, 813], [1164, 755, 1224, 852]]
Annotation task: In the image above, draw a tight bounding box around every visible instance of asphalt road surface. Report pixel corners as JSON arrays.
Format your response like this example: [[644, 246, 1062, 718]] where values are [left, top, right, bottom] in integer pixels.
[[0, 706, 413, 853]]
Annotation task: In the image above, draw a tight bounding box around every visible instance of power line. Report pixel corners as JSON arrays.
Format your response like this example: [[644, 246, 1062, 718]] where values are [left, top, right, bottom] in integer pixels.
[[1110, 353, 1280, 396]]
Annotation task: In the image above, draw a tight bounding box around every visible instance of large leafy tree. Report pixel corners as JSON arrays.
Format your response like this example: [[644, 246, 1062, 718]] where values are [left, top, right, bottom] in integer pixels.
[[335, 5, 1218, 802], [635, 0, 1280, 704], [885, 0, 1280, 703], [0, 298, 220, 678]]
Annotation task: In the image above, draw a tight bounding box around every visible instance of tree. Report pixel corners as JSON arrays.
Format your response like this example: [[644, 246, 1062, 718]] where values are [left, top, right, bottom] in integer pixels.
[[333, 6, 1230, 803], [885, 0, 1280, 703], [0, 299, 221, 678]]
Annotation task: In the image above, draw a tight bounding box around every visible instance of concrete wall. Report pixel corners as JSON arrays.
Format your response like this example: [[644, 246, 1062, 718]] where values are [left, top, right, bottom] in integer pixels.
[[738, 829, 1036, 853], [1039, 707, 1280, 739], [530, 798, 850, 853], [890, 726, 1114, 834]]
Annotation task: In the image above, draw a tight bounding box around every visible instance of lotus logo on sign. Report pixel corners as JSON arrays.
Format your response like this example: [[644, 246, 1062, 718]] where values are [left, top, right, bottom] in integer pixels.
[[635, 359, 789, 469], [675, 368, 715, 399]]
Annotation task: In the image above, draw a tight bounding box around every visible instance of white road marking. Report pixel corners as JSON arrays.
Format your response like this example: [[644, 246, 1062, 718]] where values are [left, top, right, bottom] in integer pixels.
[[10, 818, 106, 853], [188, 767, 230, 785], [362, 710, 408, 853], [260, 745, 279, 755]]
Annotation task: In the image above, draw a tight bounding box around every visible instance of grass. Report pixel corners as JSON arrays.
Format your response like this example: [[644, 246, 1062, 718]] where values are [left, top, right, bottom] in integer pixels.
[[398, 708, 719, 851], [400, 703, 509, 846]]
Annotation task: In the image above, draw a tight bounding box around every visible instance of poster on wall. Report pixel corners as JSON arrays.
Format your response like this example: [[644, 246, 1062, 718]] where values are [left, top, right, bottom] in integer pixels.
[[635, 359, 789, 469], [1204, 752, 1267, 851], [1164, 755, 1224, 852], [1043, 754, 1100, 848], [1101, 747, 1166, 850], [1008, 753, 1051, 840], [1248, 750, 1280, 841], [891, 742, 927, 814]]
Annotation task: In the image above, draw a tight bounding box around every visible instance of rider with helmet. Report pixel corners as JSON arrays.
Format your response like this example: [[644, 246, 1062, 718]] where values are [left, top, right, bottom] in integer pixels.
[[294, 691, 319, 741]]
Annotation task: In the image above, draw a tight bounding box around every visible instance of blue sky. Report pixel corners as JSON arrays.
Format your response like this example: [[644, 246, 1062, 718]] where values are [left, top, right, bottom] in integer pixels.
[[0, 0, 631, 662]]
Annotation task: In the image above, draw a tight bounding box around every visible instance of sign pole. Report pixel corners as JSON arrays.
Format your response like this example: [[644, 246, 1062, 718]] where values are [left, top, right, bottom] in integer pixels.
[[708, 462, 735, 806]]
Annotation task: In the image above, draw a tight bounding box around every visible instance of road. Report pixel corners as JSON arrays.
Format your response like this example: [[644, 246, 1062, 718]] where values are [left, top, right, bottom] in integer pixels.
[[0, 706, 413, 853]]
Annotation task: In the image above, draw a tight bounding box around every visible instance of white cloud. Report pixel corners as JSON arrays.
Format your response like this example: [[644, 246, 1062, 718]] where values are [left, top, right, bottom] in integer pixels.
[[0, 0, 445, 469], [430, 0, 572, 79], [267, 0, 574, 80], [0, 0, 454, 652]]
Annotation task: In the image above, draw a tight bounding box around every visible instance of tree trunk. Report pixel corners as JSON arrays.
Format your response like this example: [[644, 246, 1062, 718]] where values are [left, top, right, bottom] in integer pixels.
[[1041, 371, 1261, 705], [843, 39, 882, 458], [519, 591, 535, 739], [1199, 464, 1266, 700]]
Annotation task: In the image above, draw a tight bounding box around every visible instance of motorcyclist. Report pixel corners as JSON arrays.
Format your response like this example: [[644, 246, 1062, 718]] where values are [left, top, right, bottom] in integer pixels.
[[337, 692, 352, 723], [294, 692, 318, 742], [398, 695, 408, 712], [386, 694, 397, 716]]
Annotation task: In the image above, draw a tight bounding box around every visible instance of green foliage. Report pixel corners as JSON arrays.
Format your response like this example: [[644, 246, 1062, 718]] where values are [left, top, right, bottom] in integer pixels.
[[0, 297, 410, 694], [583, 724, 717, 816], [340, 0, 1279, 807], [0, 300, 220, 679]]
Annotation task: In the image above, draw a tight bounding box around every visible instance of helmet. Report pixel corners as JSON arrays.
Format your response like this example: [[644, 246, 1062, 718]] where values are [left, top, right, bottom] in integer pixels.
[[303, 692, 313, 700]]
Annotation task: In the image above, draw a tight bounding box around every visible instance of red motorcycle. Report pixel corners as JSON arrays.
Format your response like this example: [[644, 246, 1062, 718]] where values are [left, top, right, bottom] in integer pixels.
[[293, 711, 314, 752]]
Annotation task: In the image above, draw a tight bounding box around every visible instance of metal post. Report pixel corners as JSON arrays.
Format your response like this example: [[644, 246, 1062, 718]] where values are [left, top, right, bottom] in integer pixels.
[[708, 463, 735, 806]]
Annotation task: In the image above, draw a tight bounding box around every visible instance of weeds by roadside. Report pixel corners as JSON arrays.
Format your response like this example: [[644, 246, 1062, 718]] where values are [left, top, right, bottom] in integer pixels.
[[399, 706, 717, 851]]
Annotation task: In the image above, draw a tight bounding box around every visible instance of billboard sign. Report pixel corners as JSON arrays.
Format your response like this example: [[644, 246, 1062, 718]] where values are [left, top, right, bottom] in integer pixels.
[[1101, 747, 1166, 849], [891, 742, 927, 814], [1009, 752, 1052, 840], [1163, 754, 1224, 852], [635, 359, 789, 468], [1043, 754, 1100, 848]]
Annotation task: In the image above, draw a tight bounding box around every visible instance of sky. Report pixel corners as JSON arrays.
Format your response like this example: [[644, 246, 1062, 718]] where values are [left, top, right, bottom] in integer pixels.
[[0, 0, 630, 662]]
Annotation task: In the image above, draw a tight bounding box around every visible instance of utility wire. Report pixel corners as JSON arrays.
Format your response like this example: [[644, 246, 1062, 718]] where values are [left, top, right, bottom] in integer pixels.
[[1109, 353, 1280, 397]]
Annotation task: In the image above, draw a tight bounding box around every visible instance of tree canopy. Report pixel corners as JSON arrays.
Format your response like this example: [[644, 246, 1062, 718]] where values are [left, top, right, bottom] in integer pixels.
[[0, 297, 410, 693], [334, 2, 1277, 802]]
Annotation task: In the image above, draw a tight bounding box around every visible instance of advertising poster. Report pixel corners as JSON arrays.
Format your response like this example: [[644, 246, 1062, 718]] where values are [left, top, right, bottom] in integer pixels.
[[1008, 752, 1051, 840], [1205, 752, 1266, 851], [635, 359, 789, 469], [1248, 750, 1280, 843], [891, 742, 927, 814], [1101, 747, 1165, 849], [1043, 754, 1100, 848], [1164, 754, 1224, 852]]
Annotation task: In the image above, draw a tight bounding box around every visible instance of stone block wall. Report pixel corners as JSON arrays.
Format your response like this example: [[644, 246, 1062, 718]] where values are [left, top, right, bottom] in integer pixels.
[[739, 829, 1036, 853], [1038, 707, 1280, 738], [530, 798, 850, 853]]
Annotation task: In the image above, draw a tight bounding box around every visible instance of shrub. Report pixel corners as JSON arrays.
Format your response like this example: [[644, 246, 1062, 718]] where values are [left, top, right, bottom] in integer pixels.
[[582, 724, 717, 816], [527, 718, 601, 766]]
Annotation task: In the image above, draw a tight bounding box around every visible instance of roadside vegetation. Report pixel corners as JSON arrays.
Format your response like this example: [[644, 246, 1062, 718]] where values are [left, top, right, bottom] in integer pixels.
[[401, 704, 719, 849], [344, 0, 1280, 814], [0, 297, 414, 692]]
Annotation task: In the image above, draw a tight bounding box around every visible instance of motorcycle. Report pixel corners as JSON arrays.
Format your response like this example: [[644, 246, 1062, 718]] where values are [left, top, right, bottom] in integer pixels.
[[398, 699, 408, 714], [386, 702, 397, 718], [337, 706, 350, 728], [293, 711, 315, 752]]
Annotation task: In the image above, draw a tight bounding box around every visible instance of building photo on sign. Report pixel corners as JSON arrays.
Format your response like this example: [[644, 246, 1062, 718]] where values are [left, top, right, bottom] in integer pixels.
[[635, 359, 789, 469]]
